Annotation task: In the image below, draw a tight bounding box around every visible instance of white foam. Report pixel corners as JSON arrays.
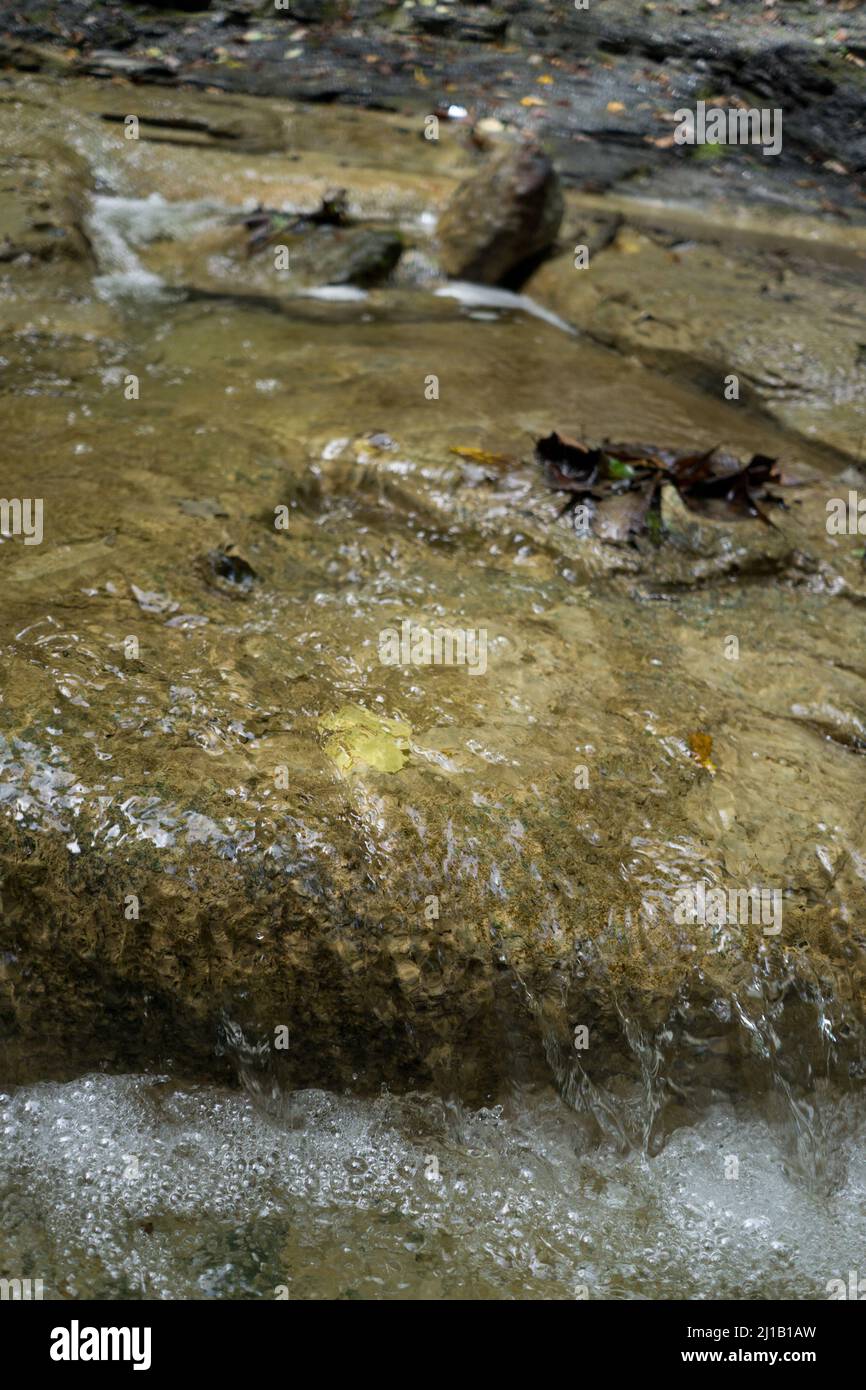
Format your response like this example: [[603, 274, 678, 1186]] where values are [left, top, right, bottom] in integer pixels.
[[1, 1075, 863, 1300], [87, 193, 224, 302], [435, 281, 576, 335], [298, 285, 369, 302]]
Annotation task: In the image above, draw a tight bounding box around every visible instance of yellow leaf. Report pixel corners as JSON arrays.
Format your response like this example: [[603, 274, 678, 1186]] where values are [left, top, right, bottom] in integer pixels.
[[318, 705, 411, 775], [613, 227, 643, 254], [414, 67, 429, 86], [520, 96, 547, 107], [450, 446, 514, 468], [607, 101, 625, 113], [537, 75, 553, 85]]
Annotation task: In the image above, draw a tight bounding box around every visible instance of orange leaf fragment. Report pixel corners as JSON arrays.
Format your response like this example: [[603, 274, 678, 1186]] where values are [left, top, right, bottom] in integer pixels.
[[687, 732, 717, 774], [450, 446, 514, 469]]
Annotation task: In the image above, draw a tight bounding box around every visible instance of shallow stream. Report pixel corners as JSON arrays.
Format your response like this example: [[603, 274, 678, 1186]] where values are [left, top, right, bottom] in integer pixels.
[[1, 76, 865, 1300]]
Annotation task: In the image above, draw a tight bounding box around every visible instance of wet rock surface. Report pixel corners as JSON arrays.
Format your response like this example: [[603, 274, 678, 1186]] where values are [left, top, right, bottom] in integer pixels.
[[527, 214, 866, 461], [408, 5, 510, 44], [0, 101, 92, 264], [0, 29, 864, 1142]]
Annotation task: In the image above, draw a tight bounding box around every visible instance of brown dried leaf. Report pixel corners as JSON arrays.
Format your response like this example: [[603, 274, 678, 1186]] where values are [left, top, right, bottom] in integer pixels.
[[687, 732, 717, 774]]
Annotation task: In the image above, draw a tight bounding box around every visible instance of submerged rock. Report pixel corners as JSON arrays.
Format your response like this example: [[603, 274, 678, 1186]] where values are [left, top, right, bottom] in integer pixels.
[[243, 194, 402, 286], [200, 548, 259, 599], [436, 141, 564, 286], [1, 394, 864, 1123], [284, 224, 403, 288]]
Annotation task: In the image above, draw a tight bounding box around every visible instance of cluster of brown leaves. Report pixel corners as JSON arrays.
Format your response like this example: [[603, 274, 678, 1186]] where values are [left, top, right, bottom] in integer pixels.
[[535, 432, 793, 541]]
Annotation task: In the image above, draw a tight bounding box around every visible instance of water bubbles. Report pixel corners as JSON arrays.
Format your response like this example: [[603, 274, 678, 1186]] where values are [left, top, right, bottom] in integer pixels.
[[1, 1073, 865, 1298]]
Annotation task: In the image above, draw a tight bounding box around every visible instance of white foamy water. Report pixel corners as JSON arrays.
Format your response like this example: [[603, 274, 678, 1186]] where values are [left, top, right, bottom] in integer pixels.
[[435, 282, 577, 335], [298, 285, 369, 302], [87, 194, 223, 301], [1, 1075, 864, 1300]]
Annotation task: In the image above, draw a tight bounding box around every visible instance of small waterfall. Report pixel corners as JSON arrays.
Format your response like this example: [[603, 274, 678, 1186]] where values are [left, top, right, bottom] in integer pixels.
[[86, 193, 222, 300]]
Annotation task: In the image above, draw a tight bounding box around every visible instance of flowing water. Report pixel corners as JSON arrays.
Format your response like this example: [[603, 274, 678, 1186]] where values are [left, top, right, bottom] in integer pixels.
[[3, 1075, 866, 1300], [1, 75, 865, 1300]]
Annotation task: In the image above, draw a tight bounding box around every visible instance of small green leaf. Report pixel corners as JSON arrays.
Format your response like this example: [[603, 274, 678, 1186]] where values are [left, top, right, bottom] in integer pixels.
[[605, 456, 635, 479]]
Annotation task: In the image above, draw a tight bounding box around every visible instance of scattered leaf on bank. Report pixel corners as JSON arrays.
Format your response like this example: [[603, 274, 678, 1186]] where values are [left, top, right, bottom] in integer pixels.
[[520, 96, 546, 107], [318, 705, 411, 774], [535, 431, 601, 485], [687, 732, 717, 774], [607, 101, 625, 113]]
